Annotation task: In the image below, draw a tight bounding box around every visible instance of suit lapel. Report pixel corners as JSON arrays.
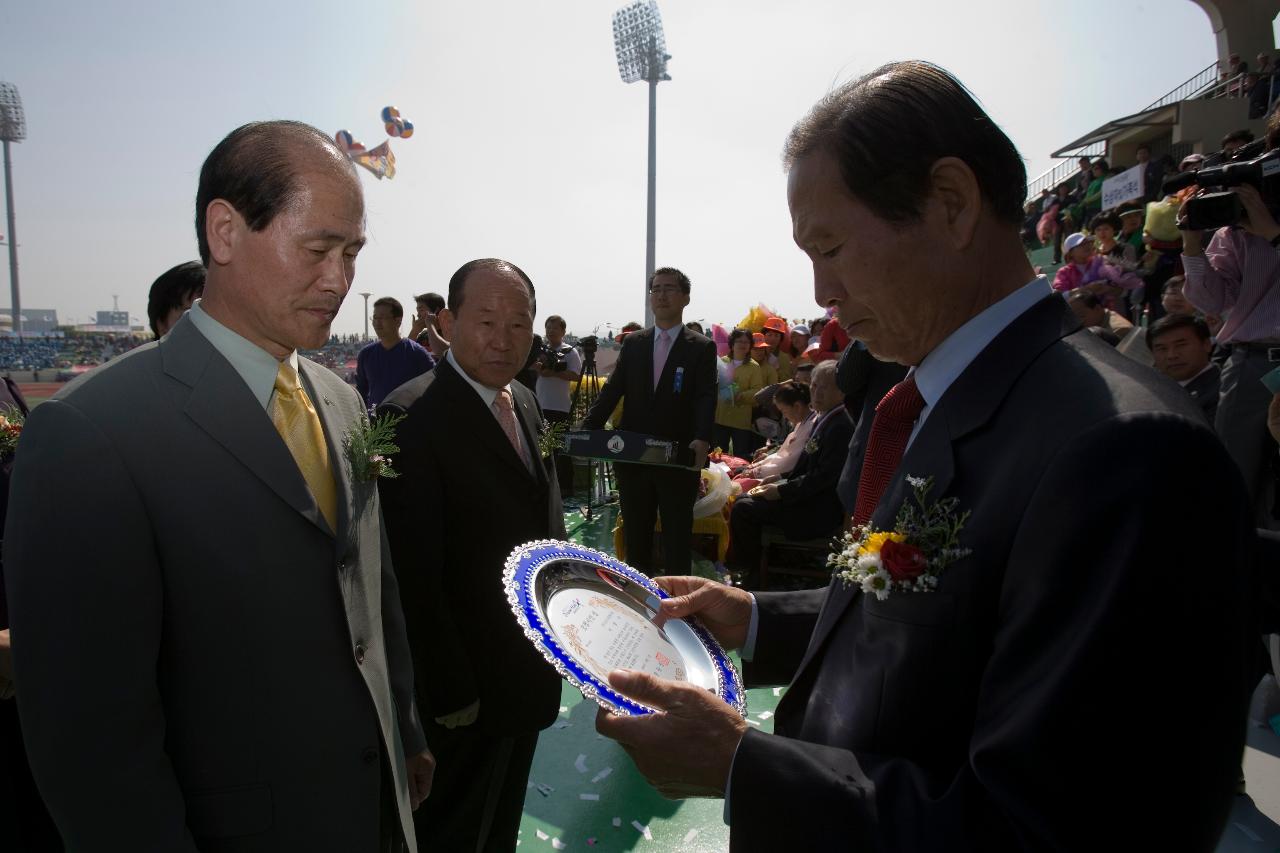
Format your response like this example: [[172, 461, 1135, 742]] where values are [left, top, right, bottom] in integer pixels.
[[163, 318, 332, 537], [438, 362, 538, 483], [301, 360, 354, 545], [786, 294, 1076, 694]]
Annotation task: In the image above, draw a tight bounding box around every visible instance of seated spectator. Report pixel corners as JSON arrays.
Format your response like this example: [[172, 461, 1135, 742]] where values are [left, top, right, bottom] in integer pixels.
[[1090, 211, 1137, 270], [715, 328, 765, 457], [788, 324, 811, 360], [1148, 314, 1220, 423], [1053, 232, 1142, 308], [355, 296, 435, 410], [738, 381, 816, 483], [811, 314, 850, 364], [1075, 159, 1108, 226], [807, 316, 828, 349], [1067, 290, 1133, 342], [1247, 72, 1271, 119], [1223, 129, 1255, 156], [147, 261, 206, 338], [1161, 276, 1196, 318], [792, 361, 814, 386], [724, 361, 852, 588], [760, 317, 792, 380]]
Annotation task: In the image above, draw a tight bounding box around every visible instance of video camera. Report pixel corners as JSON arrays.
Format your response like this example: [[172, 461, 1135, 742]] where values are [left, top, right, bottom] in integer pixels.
[[536, 339, 570, 373], [1163, 139, 1280, 231], [577, 335, 598, 355]]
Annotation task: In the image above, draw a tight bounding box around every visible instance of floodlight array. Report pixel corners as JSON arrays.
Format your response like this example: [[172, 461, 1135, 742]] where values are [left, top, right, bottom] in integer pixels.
[[612, 0, 669, 84], [0, 84, 25, 143]]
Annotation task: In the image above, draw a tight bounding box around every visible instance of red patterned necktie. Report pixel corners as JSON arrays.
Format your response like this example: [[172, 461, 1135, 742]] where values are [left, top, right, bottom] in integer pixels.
[[851, 374, 927, 527], [492, 387, 533, 472]]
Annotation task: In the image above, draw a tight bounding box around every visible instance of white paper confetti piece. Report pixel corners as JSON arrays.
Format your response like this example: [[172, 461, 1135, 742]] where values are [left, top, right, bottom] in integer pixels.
[[631, 820, 653, 840], [772, 687, 782, 696], [536, 783, 555, 797], [574, 753, 589, 773], [746, 718, 760, 726], [612, 817, 622, 827], [757, 711, 773, 720], [536, 829, 550, 841], [552, 840, 567, 850], [684, 829, 699, 843], [559, 705, 569, 713], [592, 766, 613, 783], [579, 792, 600, 801]]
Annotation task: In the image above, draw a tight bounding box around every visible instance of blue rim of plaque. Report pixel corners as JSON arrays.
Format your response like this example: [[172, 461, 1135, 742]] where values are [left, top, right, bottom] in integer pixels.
[[502, 539, 747, 718]]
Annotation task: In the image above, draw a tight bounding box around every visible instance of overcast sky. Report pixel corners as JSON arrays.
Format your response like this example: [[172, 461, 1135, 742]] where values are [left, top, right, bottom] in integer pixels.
[[0, 0, 1251, 337]]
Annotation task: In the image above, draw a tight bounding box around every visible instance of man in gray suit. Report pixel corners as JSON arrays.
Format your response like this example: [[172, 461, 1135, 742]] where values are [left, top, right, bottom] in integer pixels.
[[3, 121, 433, 851]]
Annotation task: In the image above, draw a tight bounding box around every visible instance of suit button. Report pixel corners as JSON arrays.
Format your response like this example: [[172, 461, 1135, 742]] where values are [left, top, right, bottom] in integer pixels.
[[362, 747, 379, 766], [354, 643, 366, 664], [337, 558, 346, 572]]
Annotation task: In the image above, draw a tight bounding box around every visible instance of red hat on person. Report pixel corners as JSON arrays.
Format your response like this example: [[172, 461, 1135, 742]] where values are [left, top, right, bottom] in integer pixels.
[[751, 332, 769, 349], [762, 316, 788, 335]]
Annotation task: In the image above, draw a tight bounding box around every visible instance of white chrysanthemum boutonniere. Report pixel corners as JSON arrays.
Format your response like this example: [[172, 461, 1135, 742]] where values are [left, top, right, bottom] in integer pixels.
[[828, 475, 971, 600]]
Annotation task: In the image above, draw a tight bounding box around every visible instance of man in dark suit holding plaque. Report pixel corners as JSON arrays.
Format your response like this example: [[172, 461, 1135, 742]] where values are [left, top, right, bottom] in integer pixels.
[[582, 267, 717, 575], [4, 121, 431, 851], [378, 258, 565, 852], [595, 62, 1254, 851]]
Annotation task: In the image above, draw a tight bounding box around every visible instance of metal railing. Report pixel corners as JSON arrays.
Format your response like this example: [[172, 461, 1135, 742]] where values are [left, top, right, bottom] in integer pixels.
[[1024, 60, 1224, 202]]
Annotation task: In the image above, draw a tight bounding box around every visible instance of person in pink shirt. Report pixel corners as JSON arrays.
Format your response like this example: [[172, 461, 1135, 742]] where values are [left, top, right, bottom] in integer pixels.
[[735, 381, 816, 489], [1052, 232, 1142, 309]]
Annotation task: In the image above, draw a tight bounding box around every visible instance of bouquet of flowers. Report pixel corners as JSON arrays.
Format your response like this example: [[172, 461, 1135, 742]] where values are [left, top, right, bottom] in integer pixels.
[[0, 407, 24, 458]]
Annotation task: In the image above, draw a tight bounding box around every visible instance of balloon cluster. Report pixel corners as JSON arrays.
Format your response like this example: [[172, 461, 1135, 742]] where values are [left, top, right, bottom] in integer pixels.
[[381, 106, 414, 139], [334, 129, 366, 154]]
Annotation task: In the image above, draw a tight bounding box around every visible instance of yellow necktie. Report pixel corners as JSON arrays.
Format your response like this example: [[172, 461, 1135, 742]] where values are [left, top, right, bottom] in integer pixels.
[[270, 361, 339, 533]]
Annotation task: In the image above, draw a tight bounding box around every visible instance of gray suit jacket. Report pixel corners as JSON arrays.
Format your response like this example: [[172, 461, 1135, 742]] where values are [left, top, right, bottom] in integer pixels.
[[3, 315, 426, 852]]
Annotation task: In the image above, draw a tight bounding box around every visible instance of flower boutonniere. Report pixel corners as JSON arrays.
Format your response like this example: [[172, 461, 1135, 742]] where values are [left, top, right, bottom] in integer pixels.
[[804, 438, 819, 455], [537, 418, 570, 459], [0, 407, 25, 458], [344, 412, 406, 481], [829, 475, 970, 600]]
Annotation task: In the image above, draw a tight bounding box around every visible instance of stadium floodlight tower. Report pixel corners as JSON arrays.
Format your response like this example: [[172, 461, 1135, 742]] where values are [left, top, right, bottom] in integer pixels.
[[612, 0, 671, 328], [0, 83, 25, 341]]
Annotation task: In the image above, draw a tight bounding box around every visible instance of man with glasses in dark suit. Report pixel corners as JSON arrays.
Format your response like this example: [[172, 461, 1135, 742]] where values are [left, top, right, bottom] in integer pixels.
[[583, 268, 717, 575]]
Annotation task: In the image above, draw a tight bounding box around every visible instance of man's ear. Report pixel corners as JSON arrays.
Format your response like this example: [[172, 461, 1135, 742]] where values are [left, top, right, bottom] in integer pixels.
[[438, 308, 455, 339], [205, 199, 241, 266], [928, 157, 982, 251]]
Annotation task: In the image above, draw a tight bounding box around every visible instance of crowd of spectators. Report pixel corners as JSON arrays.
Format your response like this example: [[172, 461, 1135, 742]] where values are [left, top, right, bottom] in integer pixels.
[[0, 334, 148, 374]]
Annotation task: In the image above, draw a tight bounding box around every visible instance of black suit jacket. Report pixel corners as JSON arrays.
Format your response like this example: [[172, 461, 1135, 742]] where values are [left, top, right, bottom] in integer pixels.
[[1184, 362, 1221, 424], [583, 326, 717, 446], [379, 360, 566, 735], [769, 406, 853, 538], [730, 295, 1254, 851]]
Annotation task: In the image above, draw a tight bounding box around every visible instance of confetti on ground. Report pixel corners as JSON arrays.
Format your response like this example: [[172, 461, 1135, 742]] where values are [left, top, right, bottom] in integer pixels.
[[746, 718, 760, 726], [772, 687, 783, 696], [684, 828, 700, 843], [559, 705, 569, 713], [536, 783, 555, 797], [591, 767, 613, 783], [536, 829, 550, 841], [757, 711, 773, 720], [552, 839, 567, 850], [574, 754, 590, 773], [587, 839, 598, 847], [612, 817, 622, 827], [631, 820, 653, 841], [579, 792, 600, 801]]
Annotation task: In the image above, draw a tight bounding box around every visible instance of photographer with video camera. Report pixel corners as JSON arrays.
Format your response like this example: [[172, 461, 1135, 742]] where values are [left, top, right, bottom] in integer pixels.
[[534, 315, 582, 495], [1180, 110, 1280, 525]]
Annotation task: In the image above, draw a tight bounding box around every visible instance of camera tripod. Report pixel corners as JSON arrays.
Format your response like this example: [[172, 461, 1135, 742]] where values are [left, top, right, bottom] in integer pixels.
[[568, 344, 612, 520]]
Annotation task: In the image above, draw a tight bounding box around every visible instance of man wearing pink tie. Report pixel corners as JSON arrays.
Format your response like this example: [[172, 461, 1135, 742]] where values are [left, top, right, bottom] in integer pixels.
[[583, 267, 718, 575]]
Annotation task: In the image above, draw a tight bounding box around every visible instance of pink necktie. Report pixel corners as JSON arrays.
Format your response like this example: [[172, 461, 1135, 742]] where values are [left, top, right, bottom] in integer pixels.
[[493, 388, 533, 471], [653, 329, 672, 389]]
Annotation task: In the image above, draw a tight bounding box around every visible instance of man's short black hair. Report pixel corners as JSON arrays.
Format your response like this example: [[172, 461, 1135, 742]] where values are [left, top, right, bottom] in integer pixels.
[[649, 266, 691, 293], [1147, 313, 1211, 348], [415, 292, 446, 313], [1136, 143, 1151, 153], [1222, 129, 1255, 147], [147, 261, 206, 337], [545, 314, 567, 331], [774, 379, 811, 407], [373, 296, 403, 319], [1089, 211, 1121, 233], [783, 60, 1027, 225], [446, 258, 536, 315], [195, 120, 353, 266]]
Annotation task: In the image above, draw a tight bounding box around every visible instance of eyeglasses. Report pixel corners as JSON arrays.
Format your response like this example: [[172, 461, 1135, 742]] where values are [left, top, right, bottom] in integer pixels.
[[648, 285, 683, 295]]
